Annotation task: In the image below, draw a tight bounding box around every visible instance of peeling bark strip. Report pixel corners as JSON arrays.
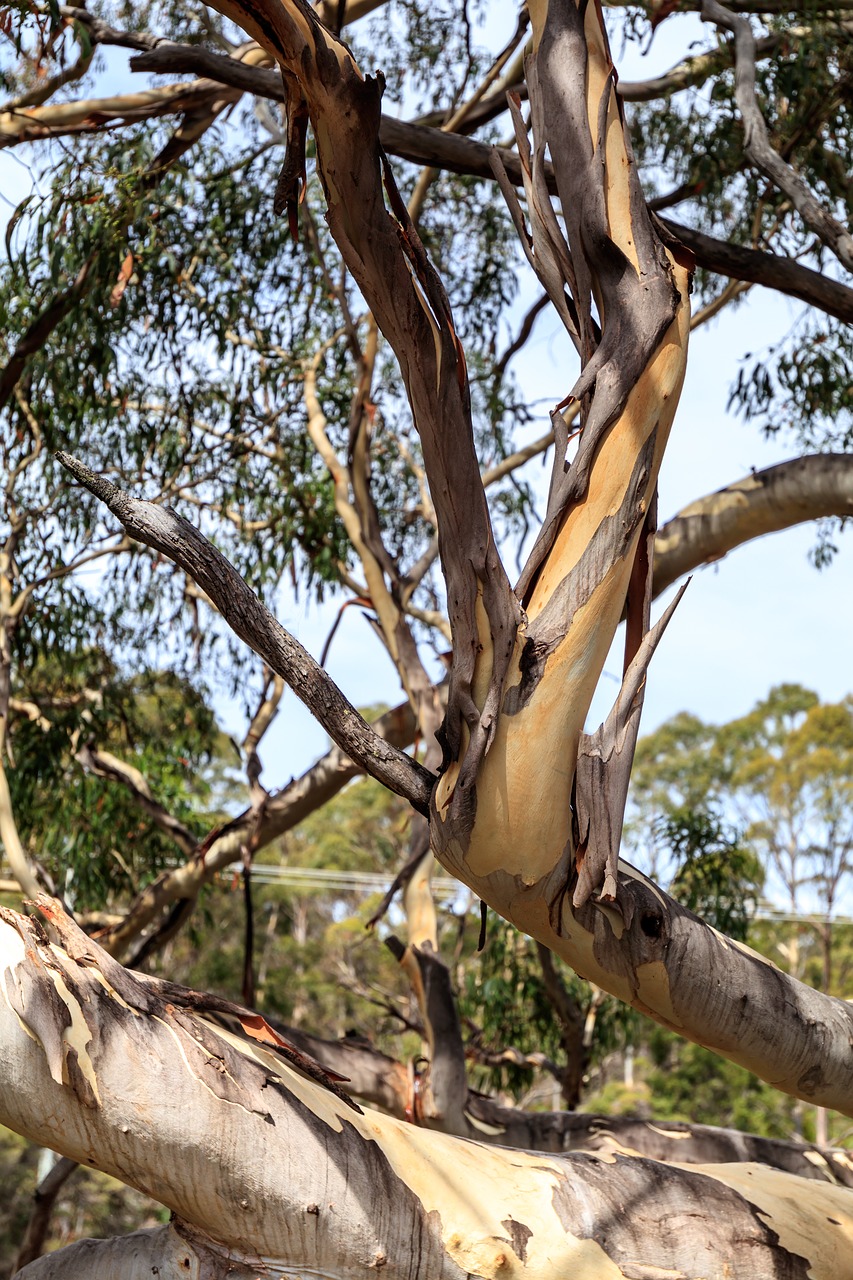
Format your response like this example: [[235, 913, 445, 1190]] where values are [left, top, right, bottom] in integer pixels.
[[213, 1012, 853, 1182], [433, 0, 691, 893], [4, 902, 853, 1280]]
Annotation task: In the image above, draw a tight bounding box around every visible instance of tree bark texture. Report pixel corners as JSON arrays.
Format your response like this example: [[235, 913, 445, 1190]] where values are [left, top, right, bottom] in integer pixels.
[[653, 453, 853, 593], [4, 903, 853, 1280], [54, 0, 853, 1115], [8, 0, 853, 1273], [279, 1011, 853, 1182]]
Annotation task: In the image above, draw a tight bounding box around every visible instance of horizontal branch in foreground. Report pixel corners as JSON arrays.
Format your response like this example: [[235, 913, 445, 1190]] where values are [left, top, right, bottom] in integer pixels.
[[56, 453, 433, 816], [276, 1018, 853, 1182], [653, 452, 853, 594], [3, 902, 852, 1280]]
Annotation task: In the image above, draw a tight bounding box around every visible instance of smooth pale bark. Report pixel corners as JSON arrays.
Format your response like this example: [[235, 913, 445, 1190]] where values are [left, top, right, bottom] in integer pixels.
[[653, 453, 853, 594], [4, 903, 853, 1280], [433, 846, 853, 1115], [431, 0, 688, 876], [53, 0, 853, 1118], [248, 1015, 853, 1182]]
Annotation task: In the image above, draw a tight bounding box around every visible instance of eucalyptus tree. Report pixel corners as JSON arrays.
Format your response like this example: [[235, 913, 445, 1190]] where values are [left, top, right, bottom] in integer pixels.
[[2, 0, 853, 1275]]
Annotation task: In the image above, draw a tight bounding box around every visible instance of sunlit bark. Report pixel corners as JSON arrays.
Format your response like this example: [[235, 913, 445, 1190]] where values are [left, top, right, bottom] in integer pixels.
[[4, 902, 853, 1280], [654, 454, 853, 593], [5, 0, 853, 1272]]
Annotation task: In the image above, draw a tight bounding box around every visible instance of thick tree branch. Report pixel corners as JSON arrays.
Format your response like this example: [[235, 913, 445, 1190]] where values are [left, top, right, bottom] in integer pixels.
[[387, 938, 469, 1132], [0, 81, 233, 147], [430, 0, 690, 915], [5, 900, 853, 1280], [656, 216, 853, 324], [55, 453, 433, 815], [5, 41, 850, 323], [127, 44, 853, 325], [437, 834, 853, 1116], [226, 1001, 853, 1180], [97, 442, 853, 960], [205, 0, 520, 795], [653, 454, 853, 595]]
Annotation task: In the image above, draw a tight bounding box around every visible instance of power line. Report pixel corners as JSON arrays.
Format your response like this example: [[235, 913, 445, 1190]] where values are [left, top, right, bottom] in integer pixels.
[[235, 866, 853, 924], [243, 865, 463, 898]]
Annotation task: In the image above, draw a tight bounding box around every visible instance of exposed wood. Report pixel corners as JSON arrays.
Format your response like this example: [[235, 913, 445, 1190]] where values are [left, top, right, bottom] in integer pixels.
[[4, 0, 853, 1273], [433, 0, 690, 920], [220, 1006, 853, 1182]]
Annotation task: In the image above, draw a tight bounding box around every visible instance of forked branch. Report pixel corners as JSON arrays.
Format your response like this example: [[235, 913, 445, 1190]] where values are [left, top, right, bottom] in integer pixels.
[[187, 0, 523, 787]]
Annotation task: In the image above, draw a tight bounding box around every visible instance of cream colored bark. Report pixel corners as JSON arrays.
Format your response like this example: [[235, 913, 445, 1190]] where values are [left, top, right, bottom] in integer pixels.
[[48, 0, 853, 1118], [7, 0, 853, 1272], [4, 902, 853, 1280], [654, 453, 853, 593]]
